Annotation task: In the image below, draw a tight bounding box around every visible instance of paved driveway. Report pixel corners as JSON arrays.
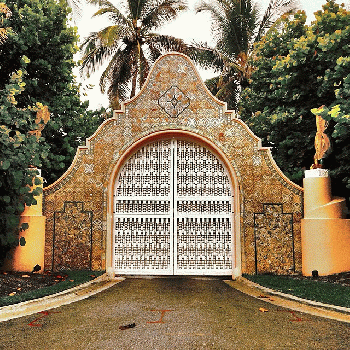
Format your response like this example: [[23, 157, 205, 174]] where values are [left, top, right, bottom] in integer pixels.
[[0, 277, 349, 349]]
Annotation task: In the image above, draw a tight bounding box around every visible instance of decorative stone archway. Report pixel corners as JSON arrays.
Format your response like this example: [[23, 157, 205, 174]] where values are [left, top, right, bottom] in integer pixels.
[[43, 52, 303, 276]]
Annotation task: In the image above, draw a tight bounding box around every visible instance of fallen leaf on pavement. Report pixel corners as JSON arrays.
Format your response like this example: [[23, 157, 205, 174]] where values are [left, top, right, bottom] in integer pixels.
[[119, 323, 136, 330], [8, 292, 16, 296], [259, 307, 269, 313], [21, 275, 30, 278], [258, 295, 274, 301]]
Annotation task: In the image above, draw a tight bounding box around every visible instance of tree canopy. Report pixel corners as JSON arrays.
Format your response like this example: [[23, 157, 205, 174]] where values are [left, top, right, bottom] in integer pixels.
[[240, 1, 350, 202], [0, 0, 107, 263], [0, 0, 105, 185], [0, 2, 12, 43], [0, 57, 49, 264]]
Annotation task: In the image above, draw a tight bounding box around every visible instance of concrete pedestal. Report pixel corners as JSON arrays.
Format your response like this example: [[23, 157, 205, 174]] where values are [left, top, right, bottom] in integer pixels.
[[301, 169, 350, 276], [3, 174, 46, 273]]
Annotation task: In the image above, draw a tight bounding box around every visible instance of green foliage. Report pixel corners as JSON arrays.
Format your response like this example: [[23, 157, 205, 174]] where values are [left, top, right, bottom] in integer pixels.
[[0, 1, 106, 263], [1, 0, 105, 184], [195, 0, 299, 110], [0, 59, 48, 264], [240, 1, 350, 202], [0, 2, 12, 44]]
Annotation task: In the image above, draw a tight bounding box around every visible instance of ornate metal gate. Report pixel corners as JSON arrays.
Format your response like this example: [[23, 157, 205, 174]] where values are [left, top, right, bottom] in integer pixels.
[[113, 139, 233, 275]]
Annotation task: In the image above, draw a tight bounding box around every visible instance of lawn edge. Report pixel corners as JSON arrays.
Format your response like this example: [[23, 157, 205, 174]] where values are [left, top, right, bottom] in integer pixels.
[[242, 276, 350, 312], [0, 274, 124, 322]]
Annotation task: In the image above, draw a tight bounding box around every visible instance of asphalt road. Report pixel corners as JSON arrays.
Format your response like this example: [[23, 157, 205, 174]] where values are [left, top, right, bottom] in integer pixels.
[[0, 277, 349, 349]]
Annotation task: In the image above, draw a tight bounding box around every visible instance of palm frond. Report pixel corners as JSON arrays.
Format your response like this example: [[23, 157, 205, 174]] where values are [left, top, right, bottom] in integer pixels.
[[147, 40, 163, 61], [87, 0, 115, 7], [141, 0, 188, 30], [107, 46, 135, 103], [196, 0, 259, 57], [80, 31, 116, 76], [127, 0, 148, 20], [195, 0, 227, 40], [92, 1, 131, 29], [99, 51, 121, 94], [190, 41, 226, 71], [67, 0, 82, 21], [146, 33, 190, 55], [255, 0, 299, 42]]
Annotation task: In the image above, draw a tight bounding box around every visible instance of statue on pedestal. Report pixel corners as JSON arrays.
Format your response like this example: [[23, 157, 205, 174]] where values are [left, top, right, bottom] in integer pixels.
[[312, 114, 331, 169]]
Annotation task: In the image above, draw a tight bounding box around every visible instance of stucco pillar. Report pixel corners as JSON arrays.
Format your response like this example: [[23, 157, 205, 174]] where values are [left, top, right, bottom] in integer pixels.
[[301, 169, 350, 276], [3, 170, 46, 273]]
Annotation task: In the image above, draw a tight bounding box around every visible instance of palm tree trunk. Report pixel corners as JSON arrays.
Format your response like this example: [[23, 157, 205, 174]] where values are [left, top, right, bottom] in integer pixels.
[[131, 69, 137, 98]]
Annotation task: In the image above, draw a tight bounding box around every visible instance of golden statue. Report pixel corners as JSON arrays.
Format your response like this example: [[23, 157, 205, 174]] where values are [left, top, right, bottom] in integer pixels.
[[312, 114, 330, 168]]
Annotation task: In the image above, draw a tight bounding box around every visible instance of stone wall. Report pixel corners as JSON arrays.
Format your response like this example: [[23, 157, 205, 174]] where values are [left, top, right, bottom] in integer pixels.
[[43, 53, 303, 274]]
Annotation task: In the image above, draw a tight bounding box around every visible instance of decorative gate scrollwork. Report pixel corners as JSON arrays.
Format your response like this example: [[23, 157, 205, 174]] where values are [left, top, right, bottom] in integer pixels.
[[114, 139, 234, 275]]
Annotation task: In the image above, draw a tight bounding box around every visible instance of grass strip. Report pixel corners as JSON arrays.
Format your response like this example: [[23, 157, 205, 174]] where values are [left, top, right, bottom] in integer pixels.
[[0, 270, 104, 307], [244, 274, 350, 308]]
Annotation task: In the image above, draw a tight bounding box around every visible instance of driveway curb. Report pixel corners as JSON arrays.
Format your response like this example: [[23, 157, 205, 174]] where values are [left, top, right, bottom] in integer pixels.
[[2, 275, 350, 325], [0, 274, 124, 322], [225, 277, 350, 324]]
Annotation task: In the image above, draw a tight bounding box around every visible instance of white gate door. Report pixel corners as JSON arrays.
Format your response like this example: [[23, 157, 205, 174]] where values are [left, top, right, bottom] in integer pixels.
[[113, 139, 233, 275]]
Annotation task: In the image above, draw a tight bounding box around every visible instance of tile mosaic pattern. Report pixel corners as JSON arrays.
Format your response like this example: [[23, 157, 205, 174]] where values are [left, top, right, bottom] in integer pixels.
[[53, 202, 93, 270], [43, 53, 303, 274], [158, 86, 190, 117], [254, 204, 294, 274]]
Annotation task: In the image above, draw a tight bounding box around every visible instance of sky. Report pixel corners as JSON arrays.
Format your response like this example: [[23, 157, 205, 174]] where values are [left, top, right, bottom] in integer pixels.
[[74, 0, 347, 110]]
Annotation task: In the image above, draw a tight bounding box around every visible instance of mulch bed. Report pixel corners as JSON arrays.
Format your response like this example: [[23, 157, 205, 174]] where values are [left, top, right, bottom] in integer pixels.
[[0, 271, 69, 298]]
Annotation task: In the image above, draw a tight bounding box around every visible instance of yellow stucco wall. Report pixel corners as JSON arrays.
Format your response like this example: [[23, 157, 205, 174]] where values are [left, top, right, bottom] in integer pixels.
[[3, 176, 45, 272], [302, 170, 350, 275]]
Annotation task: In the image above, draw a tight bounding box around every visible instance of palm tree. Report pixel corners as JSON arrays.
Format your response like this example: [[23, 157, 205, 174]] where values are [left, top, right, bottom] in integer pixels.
[[80, 0, 191, 109], [195, 0, 299, 109]]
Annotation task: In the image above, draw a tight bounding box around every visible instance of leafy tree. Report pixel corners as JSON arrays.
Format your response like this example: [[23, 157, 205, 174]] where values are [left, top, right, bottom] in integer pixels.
[[240, 1, 350, 202], [0, 57, 49, 264], [0, 0, 105, 185], [194, 0, 299, 110], [80, 0, 193, 109], [0, 2, 11, 44]]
